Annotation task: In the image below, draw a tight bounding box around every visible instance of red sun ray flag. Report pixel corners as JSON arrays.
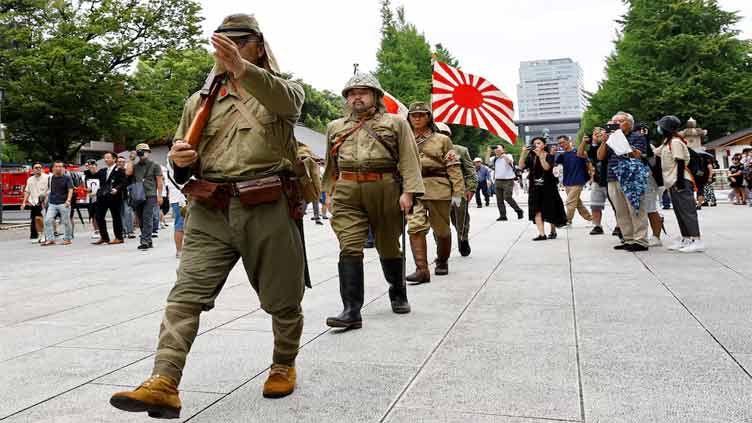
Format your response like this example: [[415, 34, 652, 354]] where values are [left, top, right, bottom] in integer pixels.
[[431, 60, 518, 144], [383, 91, 408, 118]]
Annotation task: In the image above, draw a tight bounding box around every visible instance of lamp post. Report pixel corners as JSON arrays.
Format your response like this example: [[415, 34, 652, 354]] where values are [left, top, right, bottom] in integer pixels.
[[0, 87, 5, 225]]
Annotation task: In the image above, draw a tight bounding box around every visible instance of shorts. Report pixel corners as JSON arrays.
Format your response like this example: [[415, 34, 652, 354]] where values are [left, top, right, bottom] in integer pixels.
[[590, 182, 607, 211], [171, 203, 185, 231], [644, 176, 658, 214]]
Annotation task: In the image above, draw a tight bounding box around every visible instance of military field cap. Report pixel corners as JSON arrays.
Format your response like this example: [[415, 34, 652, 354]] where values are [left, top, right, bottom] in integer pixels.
[[86, 159, 96, 165], [473, 157, 482, 162], [135, 143, 151, 152], [408, 101, 432, 115], [342, 72, 384, 98], [215, 14, 262, 38]]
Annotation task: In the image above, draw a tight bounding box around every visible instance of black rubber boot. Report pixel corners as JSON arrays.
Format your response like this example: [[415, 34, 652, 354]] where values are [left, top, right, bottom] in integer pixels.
[[326, 257, 364, 329], [380, 258, 411, 314], [458, 239, 471, 257]]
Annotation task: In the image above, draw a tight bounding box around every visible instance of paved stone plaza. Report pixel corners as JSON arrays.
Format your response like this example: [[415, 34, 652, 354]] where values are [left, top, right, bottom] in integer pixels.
[[0, 199, 751, 422]]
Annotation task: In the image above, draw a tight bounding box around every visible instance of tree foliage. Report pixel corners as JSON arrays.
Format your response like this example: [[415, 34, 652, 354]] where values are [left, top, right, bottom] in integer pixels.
[[582, 0, 752, 141], [297, 80, 343, 133], [0, 0, 203, 161], [375, 0, 517, 160]]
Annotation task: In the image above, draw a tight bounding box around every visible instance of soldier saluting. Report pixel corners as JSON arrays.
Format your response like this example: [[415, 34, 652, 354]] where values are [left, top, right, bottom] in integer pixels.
[[110, 14, 307, 418], [323, 73, 424, 330], [405, 102, 465, 284]]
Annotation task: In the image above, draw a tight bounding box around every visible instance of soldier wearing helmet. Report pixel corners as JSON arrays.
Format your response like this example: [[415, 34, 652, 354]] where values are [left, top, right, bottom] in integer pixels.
[[322, 72, 424, 330], [111, 14, 306, 416], [405, 102, 465, 283], [435, 122, 478, 257]]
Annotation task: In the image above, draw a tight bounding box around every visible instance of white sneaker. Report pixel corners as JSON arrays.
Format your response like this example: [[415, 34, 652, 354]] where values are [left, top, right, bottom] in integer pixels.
[[90, 231, 100, 240], [648, 237, 663, 247], [667, 238, 687, 251], [679, 239, 705, 253]]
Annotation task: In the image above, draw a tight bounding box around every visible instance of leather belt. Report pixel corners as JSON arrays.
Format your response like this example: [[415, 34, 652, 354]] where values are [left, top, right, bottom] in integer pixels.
[[339, 171, 390, 182], [422, 169, 448, 178]]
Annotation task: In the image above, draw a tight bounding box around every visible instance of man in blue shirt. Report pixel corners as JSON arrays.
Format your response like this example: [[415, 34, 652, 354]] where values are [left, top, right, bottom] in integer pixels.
[[473, 158, 492, 208], [597, 112, 650, 251], [555, 135, 593, 225]]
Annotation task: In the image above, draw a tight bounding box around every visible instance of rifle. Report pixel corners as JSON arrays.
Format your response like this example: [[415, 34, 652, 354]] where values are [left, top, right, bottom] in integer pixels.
[[183, 72, 226, 150]]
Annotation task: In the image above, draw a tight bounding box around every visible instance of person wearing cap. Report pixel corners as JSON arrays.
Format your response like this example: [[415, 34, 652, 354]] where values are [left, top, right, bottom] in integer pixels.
[[110, 14, 307, 415], [322, 72, 424, 330], [405, 101, 465, 283], [435, 122, 477, 257], [123, 143, 163, 250], [655, 115, 704, 252]]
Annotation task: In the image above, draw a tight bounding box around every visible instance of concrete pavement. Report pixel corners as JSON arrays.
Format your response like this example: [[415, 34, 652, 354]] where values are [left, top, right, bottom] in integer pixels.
[[0, 198, 751, 422]]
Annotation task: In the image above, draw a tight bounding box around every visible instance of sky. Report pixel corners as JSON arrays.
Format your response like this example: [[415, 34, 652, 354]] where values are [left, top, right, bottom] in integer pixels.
[[196, 0, 752, 104]]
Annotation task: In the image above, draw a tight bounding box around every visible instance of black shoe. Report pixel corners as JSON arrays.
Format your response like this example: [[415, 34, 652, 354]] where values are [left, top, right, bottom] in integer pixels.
[[310, 216, 317, 221], [548, 232, 557, 239], [477, 204, 482, 208], [532, 235, 547, 241], [322, 215, 329, 219], [485, 201, 490, 207], [380, 258, 411, 314], [497, 216, 508, 221], [151, 233, 158, 238], [516, 209, 524, 220], [315, 219, 324, 225], [611, 227, 621, 237], [662, 205, 671, 210], [613, 243, 630, 250], [628, 244, 649, 252], [326, 258, 365, 329], [137, 243, 151, 250], [589, 226, 604, 235], [458, 240, 471, 257], [710, 202, 717, 207]]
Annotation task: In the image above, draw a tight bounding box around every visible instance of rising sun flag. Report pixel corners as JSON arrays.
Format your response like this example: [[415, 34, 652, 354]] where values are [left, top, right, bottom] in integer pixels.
[[431, 60, 518, 144]]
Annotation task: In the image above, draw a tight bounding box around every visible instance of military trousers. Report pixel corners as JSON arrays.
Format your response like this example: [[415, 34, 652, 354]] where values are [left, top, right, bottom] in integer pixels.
[[450, 197, 470, 241], [152, 196, 305, 385], [330, 176, 403, 259], [407, 199, 451, 238]]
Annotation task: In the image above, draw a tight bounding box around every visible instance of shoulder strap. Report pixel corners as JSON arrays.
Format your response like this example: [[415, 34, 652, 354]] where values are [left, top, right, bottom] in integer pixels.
[[330, 119, 366, 159], [363, 124, 399, 162]]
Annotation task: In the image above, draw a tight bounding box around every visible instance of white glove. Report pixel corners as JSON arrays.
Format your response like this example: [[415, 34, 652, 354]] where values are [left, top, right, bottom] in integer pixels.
[[451, 196, 462, 207]]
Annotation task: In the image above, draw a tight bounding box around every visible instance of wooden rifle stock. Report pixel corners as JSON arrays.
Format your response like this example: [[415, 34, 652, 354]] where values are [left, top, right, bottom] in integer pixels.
[[183, 73, 225, 150]]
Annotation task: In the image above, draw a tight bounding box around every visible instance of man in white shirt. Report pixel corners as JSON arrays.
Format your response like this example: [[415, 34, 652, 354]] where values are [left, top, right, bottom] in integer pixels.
[[165, 167, 187, 258], [491, 145, 524, 221], [20, 163, 49, 242]]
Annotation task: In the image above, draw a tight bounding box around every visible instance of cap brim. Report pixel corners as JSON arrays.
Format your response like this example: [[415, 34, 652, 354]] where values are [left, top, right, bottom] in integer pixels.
[[215, 30, 255, 37]]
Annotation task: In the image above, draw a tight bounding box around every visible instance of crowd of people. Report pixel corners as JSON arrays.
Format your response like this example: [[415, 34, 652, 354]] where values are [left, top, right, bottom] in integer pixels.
[[471, 112, 728, 253], [20, 144, 186, 257]]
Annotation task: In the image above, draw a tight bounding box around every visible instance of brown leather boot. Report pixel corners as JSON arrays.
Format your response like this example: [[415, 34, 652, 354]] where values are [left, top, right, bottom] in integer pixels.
[[406, 233, 430, 285], [110, 375, 181, 419], [263, 364, 297, 398], [435, 236, 451, 276]]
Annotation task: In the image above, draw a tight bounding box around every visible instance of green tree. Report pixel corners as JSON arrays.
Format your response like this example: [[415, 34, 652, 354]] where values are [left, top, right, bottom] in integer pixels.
[[116, 47, 214, 146], [582, 0, 752, 141], [0, 0, 203, 161], [296, 80, 343, 133]]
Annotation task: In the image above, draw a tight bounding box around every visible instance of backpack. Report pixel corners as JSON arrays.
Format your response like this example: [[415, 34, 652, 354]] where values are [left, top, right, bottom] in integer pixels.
[[687, 148, 708, 182]]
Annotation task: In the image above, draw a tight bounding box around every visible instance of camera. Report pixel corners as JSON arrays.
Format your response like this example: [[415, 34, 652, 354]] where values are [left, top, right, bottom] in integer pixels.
[[604, 123, 620, 133], [136, 150, 145, 157]]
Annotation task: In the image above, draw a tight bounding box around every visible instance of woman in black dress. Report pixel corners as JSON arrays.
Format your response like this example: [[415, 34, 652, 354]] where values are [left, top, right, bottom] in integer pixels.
[[518, 137, 567, 241]]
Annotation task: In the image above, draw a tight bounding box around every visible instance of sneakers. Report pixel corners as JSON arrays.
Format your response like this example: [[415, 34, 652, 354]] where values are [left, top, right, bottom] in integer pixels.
[[110, 375, 181, 419], [667, 238, 688, 251], [137, 242, 153, 250], [647, 237, 662, 247], [589, 226, 604, 235], [263, 364, 296, 398], [90, 231, 100, 240], [679, 239, 705, 253]]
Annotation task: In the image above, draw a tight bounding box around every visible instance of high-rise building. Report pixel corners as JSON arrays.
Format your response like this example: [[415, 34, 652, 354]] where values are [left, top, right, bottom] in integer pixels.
[[516, 58, 587, 144]]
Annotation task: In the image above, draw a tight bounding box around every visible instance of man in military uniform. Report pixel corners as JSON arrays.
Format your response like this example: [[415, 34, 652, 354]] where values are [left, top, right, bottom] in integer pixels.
[[405, 103, 465, 284], [110, 14, 306, 418], [323, 73, 424, 330], [435, 122, 477, 257]]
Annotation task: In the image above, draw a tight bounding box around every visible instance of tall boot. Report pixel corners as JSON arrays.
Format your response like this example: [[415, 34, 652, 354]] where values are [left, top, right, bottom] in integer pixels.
[[406, 233, 430, 285], [380, 258, 411, 314], [435, 236, 451, 276], [326, 257, 364, 329]]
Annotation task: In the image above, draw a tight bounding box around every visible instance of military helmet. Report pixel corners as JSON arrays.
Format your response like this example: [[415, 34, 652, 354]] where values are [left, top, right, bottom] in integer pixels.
[[215, 14, 262, 38], [656, 115, 682, 134], [342, 73, 384, 98], [435, 121, 452, 135], [408, 101, 432, 116]]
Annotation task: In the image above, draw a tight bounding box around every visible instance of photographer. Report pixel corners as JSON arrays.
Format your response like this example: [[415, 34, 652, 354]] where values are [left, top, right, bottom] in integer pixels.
[[597, 112, 651, 251], [125, 144, 163, 250], [655, 116, 704, 252], [519, 137, 567, 241]]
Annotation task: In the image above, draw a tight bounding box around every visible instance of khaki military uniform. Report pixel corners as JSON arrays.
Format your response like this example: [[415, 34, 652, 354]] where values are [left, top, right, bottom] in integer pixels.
[[407, 131, 465, 237], [323, 112, 424, 259], [449, 144, 477, 242], [154, 60, 306, 384]]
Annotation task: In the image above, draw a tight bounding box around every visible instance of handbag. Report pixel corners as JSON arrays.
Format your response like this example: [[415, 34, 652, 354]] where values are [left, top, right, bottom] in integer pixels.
[[127, 182, 146, 207]]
